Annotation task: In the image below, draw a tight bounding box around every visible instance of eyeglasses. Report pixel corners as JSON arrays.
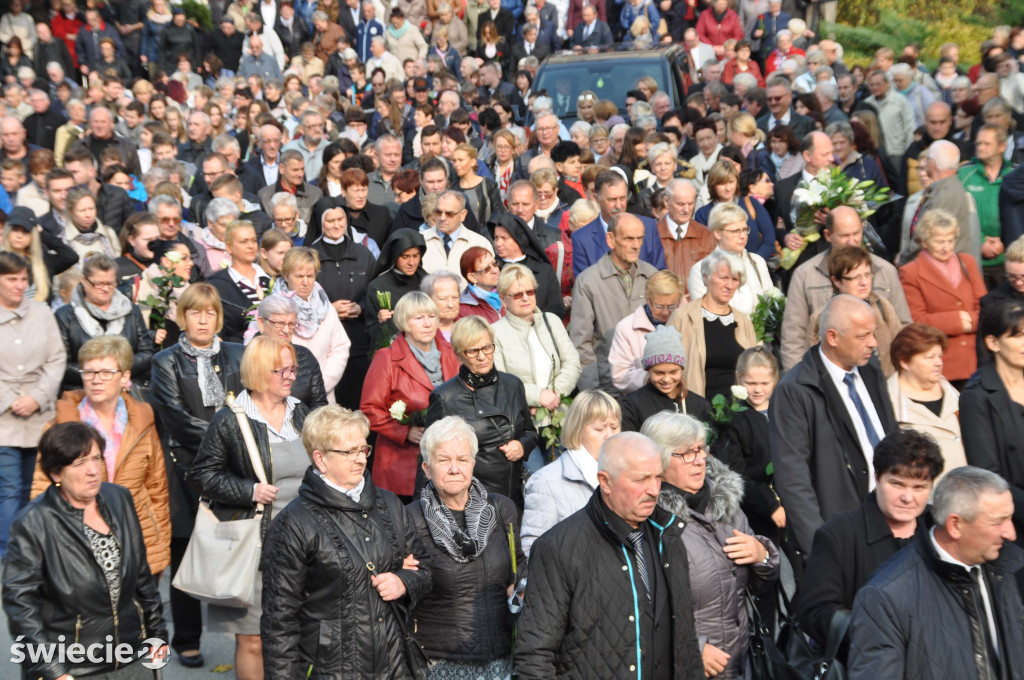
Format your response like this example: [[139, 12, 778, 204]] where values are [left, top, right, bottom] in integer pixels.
[[79, 368, 122, 381], [264, 319, 297, 331], [841, 272, 872, 282], [1006, 273, 1024, 283], [671, 445, 709, 464], [766, 95, 785, 102], [648, 302, 679, 313], [721, 226, 751, 236], [474, 261, 499, 274], [271, 365, 299, 378], [84, 278, 116, 289], [462, 343, 496, 358], [326, 444, 372, 459], [506, 288, 536, 301], [434, 208, 462, 218]]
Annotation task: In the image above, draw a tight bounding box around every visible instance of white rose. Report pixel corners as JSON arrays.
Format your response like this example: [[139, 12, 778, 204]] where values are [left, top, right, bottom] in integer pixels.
[[731, 385, 749, 401], [389, 400, 407, 421], [768, 287, 785, 301]]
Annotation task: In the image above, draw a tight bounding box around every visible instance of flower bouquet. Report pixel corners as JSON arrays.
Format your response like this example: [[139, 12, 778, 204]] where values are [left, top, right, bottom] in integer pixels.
[[390, 400, 427, 427], [751, 289, 786, 344], [142, 253, 187, 347], [779, 167, 891, 270], [706, 385, 749, 443], [373, 290, 399, 352]]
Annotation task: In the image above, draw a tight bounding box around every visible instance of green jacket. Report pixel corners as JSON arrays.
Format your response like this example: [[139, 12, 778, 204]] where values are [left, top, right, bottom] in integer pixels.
[[958, 159, 1012, 266]]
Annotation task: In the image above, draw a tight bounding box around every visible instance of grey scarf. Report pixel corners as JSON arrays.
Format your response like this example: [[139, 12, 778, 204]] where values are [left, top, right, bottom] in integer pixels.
[[420, 478, 498, 562], [409, 338, 443, 385], [179, 335, 226, 408], [71, 284, 132, 337], [71, 228, 116, 258]]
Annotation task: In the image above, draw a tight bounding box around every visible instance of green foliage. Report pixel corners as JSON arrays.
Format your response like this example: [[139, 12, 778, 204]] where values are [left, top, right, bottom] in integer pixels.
[[751, 292, 787, 345], [535, 395, 574, 455], [180, 0, 213, 31]]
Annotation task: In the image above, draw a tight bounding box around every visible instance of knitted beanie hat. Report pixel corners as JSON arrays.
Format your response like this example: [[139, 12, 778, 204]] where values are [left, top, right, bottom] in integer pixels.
[[641, 325, 687, 370]]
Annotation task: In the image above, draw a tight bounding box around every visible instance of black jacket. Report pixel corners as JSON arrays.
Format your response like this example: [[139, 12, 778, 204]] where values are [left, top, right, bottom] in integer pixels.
[[206, 268, 269, 344], [311, 237, 374, 357], [260, 467, 434, 679], [770, 348, 896, 555], [23, 108, 67, 150], [158, 20, 199, 72], [426, 368, 540, 508], [39, 227, 79, 285], [961, 362, 1024, 544], [407, 491, 525, 661], [977, 282, 1024, 364], [275, 14, 310, 58], [55, 299, 155, 393], [797, 492, 927, 654], [205, 27, 245, 71], [69, 134, 141, 178], [849, 534, 1024, 680], [34, 38, 75, 81], [96, 183, 137, 233], [191, 400, 310, 541], [305, 196, 393, 248], [366, 229, 428, 346], [3, 484, 167, 680], [515, 491, 704, 680], [150, 341, 245, 535], [619, 382, 712, 433], [488, 212, 565, 318]]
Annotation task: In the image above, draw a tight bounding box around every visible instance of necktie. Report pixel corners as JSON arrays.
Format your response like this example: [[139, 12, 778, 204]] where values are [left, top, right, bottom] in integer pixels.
[[443, 234, 453, 255], [526, 42, 532, 54], [584, 24, 592, 41], [843, 373, 881, 449], [627, 530, 652, 602]]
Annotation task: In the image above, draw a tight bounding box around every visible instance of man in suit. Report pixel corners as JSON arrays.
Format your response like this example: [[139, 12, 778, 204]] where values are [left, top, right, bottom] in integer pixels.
[[421, 190, 495, 285], [477, 0, 515, 44], [572, 170, 666, 276], [757, 76, 815, 137], [658, 179, 715, 282], [770, 294, 898, 562], [336, 0, 361, 43], [511, 23, 550, 70], [477, 61, 515, 100], [530, 0, 560, 45], [239, 122, 283, 195], [566, 0, 606, 39], [571, 4, 612, 50], [773, 131, 834, 273], [257, 150, 323, 225]]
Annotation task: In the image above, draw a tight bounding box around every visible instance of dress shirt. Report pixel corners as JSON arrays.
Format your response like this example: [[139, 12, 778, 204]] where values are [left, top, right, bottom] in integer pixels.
[[818, 346, 885, 487]]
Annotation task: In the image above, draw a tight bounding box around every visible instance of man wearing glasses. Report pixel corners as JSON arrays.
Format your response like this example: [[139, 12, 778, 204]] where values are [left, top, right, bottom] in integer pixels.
[[755, 75, 814, 138], [283, 109, 330, 182], [422, 191, 494, 286]]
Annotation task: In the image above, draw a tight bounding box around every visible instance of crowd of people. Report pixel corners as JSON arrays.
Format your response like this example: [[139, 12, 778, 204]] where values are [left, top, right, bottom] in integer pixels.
[[0, 0, 1024, 677]]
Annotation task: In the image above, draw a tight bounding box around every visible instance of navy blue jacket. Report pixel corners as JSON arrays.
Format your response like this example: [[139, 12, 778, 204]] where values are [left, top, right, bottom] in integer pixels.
[[571, 214, 667, 276]]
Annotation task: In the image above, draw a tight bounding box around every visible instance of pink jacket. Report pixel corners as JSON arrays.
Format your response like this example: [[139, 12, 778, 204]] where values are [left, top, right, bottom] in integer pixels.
[[608, 305, 655, 394]]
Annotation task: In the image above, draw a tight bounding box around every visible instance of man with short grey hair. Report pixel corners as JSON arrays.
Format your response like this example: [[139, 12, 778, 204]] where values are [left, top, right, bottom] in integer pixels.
[[240, 122, 283, 194], [814, 81, 848, 125], [421, 190, 494, 284], [283, 108, 330, 181], [257, 148, 322, 224], [368, 134, 402, 214], [772, 294, 897, 560], [849, 466, 1023, 680]]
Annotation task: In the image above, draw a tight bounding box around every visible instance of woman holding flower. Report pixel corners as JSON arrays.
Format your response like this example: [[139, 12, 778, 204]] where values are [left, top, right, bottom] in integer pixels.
[[365, 229, 428, 349], [136, 240, 193, 349]]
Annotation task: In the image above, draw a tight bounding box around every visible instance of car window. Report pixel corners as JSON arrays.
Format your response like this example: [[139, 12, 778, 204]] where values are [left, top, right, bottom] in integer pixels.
[[534, 60, 669, 116]]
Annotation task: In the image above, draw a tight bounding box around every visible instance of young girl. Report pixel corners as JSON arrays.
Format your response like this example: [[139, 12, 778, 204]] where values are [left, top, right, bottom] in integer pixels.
[[259, 228, 294, 279]]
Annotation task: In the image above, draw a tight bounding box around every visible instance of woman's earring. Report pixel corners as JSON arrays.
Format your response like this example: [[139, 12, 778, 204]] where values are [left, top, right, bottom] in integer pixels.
[[54, 481, 61, 488]]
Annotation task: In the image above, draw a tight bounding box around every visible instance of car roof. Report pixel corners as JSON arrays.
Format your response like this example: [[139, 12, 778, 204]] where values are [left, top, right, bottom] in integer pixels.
[[541, 43, 685, 66]]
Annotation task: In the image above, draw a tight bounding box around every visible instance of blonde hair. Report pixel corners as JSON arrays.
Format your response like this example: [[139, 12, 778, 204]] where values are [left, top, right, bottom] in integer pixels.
[[302, 404, 370, 462], [915, 208, 959, 243], [568, 198, 600, 231], [1006, 235, 1024, 264], [450, 315, 494, 355], [729, 112, 766, 145], [225, 220, 257, 245], [1, 223, 49, 301], [496, 262, 537, 297], [78, 335, 133, 372], [735, 346, 779, 382], [280, 246, 321, 278], [393, 290, 439, 333], [530, 167, 558, 190], [240, 335, 297, 393], [708, 201, 750, 232], [175, 282, 224, 332], [561, 390, 621, 449], [645, 270, 684, 298]]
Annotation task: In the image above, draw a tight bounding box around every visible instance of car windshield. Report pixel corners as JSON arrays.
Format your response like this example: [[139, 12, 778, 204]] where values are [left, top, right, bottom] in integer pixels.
[[533, 59, 669, 118]]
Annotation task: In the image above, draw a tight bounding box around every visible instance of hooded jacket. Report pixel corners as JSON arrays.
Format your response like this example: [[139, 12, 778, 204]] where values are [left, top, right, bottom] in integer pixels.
[[366, 229, 428, 346], [487, 212, 565, 318]]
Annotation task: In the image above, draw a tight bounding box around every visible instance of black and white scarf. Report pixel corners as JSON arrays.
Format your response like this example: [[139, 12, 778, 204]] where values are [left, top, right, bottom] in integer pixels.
[[71, 284, 133, 337], [179, 335, 226, 408], [420, 478, 498, 563]]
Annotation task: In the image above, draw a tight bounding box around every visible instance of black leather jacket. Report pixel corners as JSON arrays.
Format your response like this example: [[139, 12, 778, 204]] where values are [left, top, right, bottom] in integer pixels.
[[425, 368, 539, 508], [55, 300, 155, 393], [260, 467, 434, 679], [3, 484, 167, 680]]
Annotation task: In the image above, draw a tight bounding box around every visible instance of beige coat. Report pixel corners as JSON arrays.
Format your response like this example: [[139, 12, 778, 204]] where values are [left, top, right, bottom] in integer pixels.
[[670, 298, 758, 398], [421, 225, 494, 287], [887, 373, 967, 483], [385, 23, 429, 64], [0, 298, 66, 447], [493, 309, 582, 407], [808, 294, 905, 378]]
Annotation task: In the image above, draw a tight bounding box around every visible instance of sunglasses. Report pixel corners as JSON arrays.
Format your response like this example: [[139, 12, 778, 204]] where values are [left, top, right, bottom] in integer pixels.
[[507, 288, 536, 301]]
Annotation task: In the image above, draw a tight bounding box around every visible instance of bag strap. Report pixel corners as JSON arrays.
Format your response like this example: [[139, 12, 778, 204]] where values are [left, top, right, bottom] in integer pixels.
[[822, 609, 851, 663], [555, 241, 565, 285], [227, 393, 269, 514]]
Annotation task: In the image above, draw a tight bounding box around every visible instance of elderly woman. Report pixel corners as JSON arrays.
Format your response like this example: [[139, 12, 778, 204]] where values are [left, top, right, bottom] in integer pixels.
[[521, 390, 621, 554], [674, 249, 760, 400], [642, 411, 779, 680], [4, 422, 168, 680], [693, 160, 776, 262], [886, 323, 967, 479], [275, 247, 352, 402], [367, 228, 429, 348], [208, 220, 272, 344], [408, 415, 525, 678], [192, 335, 310, 680], [899, 209, 987, 385], [423, 270, 462, 340], [362, 292, 459, 499], [808, 246, 904, 377], [433, 3, 468, 55], [385, 7, 429, 64], [426, 316, 539, 509], [608, 270, 685, 395], [827, 120, 887, 186], [261, 405, 433, 678], [151, 283, 244, 667], [255, 294, 329, 409], [797, 430, 944, 658], [637, 142, 695, 216], [197, 197, 239, 275], [492, 264, 581, 423], [0, 252, 66, 558], [489, 213, 565, 318], [55, 254, 155, 394], [459, 245, 505, 323], [689, 202, 777, 316], [33, 335, 171, 575], [620, 325, 713, 431]]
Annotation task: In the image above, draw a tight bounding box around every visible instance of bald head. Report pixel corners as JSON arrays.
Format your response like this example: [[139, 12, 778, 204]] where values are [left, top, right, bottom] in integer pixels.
[[975, 73, 999, 104], [825, 205, 862, 241], [819, 294, 877, 370], [925, 101, 953, 141], [598, 432, 663, 527]]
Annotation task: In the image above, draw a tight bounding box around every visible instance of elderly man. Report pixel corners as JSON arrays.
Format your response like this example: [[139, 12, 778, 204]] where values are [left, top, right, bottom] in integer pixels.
[[367, 133, 402, 213], [570, 213, 659, 393], [506, 180, 561, 249], [355, 2, 385, 63], [268, 192, 307, 243], [779, 207, 910, 372], [178, 111, 213, 166], [902, 102, 959, 196], [67, 106, 140, 177], [863, 69, 917, 159], [391, 157, 480, 233], [516, 431, 704, 680], [149, 194, 210, 280], [240, 123, 283, 194], [892, 62, 936, 128], [815, 81, 848, 125], [421, 191, 494, 284], [756, 76, 815, 137], [849, 467, 1024, 680], [23, 90, 64, 151], [572, 171, 666, 276], [75, 8, 124, 75], [749, 0, 789, 56], [366, 35, 403, 84], [771, 294, 898, 561], [283, 109, 330, 182], [0, 116, 35, 174], [959, 124, 1013, 289], [238, 33, 283, 81], [243, 11, 287, 70], [257, 149, 323, 225], [570, 3, 612, 50], [656, 179, 715, 282]]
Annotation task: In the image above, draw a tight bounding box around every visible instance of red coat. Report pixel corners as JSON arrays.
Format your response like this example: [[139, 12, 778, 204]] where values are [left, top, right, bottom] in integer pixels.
[[899, 253, 987, 381], [696, 9, 743, 46], [721, 58, 765, 87], [52, 13, 84, 69], [360, 331, 459, 496], [766, 46, 805, 75]]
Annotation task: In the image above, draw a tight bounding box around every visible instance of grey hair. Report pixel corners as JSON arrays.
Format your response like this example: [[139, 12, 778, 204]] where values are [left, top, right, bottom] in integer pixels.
[[258, 293, 298, 318], [205, 197, 240, 224], [371, 35, 386, 46], [666, 178, 697, 201], [816, 81, 839, 103], [374, 133, 401, 152], [640, 411, 708, 470], [16, 67, 34, 81], [931, 466, 1009, 525], [700, 250, 746, 286], [142, 166, 170, 187], [46, 61, 65, 74], [824, 120, 853, 141], [805, 49, 825, 64], [420, 415, 479, 466], [733, 73, 757, 91], [982, 97, 1013, 117], [819, 293, 872, 336], [891, 63, 913, 79], [437, 189, 467, 211], [522, 22, 537, 34], [927, 140, 960, 172], [646, 142, 677, 166], [312, 9, 328, 21], [211, 133, 241, 154], [147, 194, 182, 214], [421, 270, 462, 295], [269, 191, 298, 211], [280, 148, 305, 166], [610, 122, 631, 138], [569, 120, 592, 138], [531, 96, 554, 115], [598, 432, 662, 479], [189, 110, 212, 127], [215, 77, 234, 91], [634, 115, 657, 131], [951, 75, 972, 91]]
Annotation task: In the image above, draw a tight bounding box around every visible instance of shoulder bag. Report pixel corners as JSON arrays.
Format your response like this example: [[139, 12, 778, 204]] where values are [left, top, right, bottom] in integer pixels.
[[171, 395, 268, 608]]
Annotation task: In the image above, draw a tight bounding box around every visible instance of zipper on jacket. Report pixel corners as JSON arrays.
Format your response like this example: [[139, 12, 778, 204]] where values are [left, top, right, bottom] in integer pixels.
[[134, 600, 147, 639], [74, 615, 82, 645]]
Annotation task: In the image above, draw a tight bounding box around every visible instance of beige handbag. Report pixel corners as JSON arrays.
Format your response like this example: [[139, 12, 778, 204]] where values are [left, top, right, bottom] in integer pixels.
[[171, 395, 268, 608]]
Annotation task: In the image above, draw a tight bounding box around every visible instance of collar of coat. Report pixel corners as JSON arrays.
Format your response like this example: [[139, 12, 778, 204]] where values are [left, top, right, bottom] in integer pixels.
[[917, 525, 1024, 583], [655, 456, 743, 527]]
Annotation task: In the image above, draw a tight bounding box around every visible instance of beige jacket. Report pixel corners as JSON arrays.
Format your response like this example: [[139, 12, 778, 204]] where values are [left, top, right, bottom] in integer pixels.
[[0, 298, 66, 447], [493, 309, 582, 407], [670, 298, 758, 398], [887, 373, 967, 484], [421, 225, 494, 287]]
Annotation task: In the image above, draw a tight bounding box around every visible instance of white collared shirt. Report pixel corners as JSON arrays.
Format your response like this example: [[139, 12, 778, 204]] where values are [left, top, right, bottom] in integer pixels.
[[227, 262, 270, 289], [234, 389, 301, 443], [597, 214, 609, 233], [261, 155, 279, 186], [769, 109, 792, 131], [666, 214, 689, 240], [930, 527, 1000, 659], [818, 346, 884, 488]]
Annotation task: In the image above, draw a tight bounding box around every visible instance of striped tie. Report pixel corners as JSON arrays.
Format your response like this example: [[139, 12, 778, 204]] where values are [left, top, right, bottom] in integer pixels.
[[627, 529, 652, 602]]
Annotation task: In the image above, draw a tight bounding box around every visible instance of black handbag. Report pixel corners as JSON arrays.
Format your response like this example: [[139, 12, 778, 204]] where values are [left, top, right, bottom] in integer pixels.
[[747, 587, 803, 680]]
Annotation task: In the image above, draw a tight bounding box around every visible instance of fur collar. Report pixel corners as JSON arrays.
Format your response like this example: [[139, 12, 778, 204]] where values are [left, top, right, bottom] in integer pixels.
[[657, 456, 744, 526]]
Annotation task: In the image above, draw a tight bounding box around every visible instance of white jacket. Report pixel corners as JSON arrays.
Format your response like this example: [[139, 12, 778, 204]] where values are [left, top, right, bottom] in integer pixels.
[[687, 247, 777, 316]]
